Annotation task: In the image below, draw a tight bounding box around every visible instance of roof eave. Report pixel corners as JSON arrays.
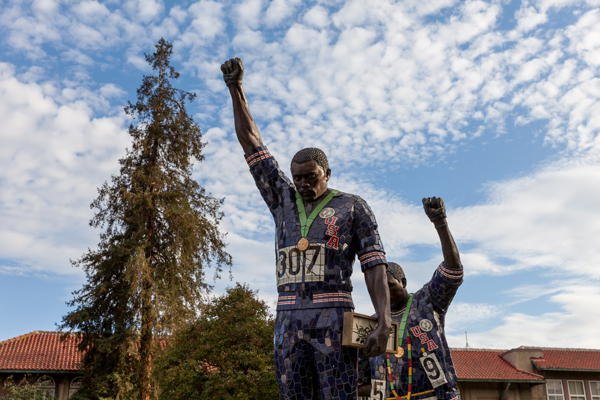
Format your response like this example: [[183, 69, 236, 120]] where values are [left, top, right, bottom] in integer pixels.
[[0, 369, 81, 374], [534, 366, 600, 372], [458, 378, 546, 384]]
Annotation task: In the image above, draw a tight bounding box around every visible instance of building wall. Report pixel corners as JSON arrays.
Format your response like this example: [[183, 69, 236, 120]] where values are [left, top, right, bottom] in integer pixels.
[[0, 372, 82, 400], [539, 370, 600, 400], [458, 381, 547, 400]]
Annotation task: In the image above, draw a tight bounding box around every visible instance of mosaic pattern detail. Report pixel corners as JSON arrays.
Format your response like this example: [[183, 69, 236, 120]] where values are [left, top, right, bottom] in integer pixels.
[[359, 251, 386, 269], [244, 145, 388, 399], [275, 307, 358, 400], [244, 145, 387, 311], [358, 263, 463, 400], [276, 290, 354, 309]]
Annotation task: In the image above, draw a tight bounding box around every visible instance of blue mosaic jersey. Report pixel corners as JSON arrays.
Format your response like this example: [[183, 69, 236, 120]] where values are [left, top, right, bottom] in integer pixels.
[[244, 146, 387, 311], [359, 263, 463, 400]]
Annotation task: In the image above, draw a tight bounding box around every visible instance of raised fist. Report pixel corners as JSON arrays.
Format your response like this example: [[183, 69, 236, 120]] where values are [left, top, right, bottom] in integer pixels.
[[221, 57, 244, 87], [423, 196, 446, 222]]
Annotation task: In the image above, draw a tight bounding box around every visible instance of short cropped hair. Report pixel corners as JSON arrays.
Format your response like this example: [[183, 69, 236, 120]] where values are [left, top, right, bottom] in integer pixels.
[[387, 262, 405, 283], [291, 148, 329, 173]]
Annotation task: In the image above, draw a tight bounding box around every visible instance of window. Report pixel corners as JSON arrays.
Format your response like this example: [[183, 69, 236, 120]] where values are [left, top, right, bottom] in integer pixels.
[[589, 381, 600, 400], [36, 376, 55, 399], [547, 380, 565, 400], [568, 381, 586, 400], [69, 377, 83, 398]]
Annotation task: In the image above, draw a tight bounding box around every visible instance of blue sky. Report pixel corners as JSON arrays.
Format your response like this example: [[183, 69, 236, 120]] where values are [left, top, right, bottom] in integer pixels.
[[1, 0, 600, 349]]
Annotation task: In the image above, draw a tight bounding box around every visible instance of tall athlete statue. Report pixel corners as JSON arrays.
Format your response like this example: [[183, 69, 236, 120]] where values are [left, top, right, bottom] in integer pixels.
[[221, 57, 392, 399]]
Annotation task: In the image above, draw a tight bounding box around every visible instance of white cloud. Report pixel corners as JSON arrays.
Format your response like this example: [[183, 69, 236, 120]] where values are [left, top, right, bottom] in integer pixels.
[[445, 302, 503, 332], [125, 0, 164, 23], [0, 62, 129, 275], [264, 0, 301, 27], [303, 5, 330, 29], [453, 158, 600, 278], [234, 0, 263, 29], [448, 282, 600, 348]]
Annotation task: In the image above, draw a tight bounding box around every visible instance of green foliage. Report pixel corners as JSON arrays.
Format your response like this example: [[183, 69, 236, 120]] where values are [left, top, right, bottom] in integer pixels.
[[1, 376, 49, 400], [154, 284, 279, 400], [59, 38, 231, 400]]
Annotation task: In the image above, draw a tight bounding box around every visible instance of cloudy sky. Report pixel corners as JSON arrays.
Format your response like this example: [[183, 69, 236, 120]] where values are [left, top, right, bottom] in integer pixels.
[[1, 0, 599, 349]]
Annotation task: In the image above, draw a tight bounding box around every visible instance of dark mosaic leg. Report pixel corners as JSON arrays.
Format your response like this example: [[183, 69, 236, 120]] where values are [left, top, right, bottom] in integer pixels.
[[275, 310, 320, 400], [309, 307, 357, 400]]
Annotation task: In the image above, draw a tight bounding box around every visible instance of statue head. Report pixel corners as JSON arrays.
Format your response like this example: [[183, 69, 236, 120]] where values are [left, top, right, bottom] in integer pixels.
[[290, 148, 331, 201], [387, 262, 408, 308]]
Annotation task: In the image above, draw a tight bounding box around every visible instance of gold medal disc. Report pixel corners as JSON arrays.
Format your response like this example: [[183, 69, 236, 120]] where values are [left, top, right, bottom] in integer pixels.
[[298, 237, 309, 251], [396, 347, 404, 357]]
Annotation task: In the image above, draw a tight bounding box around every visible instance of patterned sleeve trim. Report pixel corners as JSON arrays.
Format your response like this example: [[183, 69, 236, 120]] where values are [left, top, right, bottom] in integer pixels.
[[245, 147, 273, 167], [359, 250, 386, 269], [438, 262, 463, 279]]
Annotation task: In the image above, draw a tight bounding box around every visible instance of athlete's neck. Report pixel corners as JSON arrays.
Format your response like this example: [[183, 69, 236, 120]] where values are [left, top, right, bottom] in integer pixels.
[[391, 291, 410, 313], [303, 188, 332, 214]]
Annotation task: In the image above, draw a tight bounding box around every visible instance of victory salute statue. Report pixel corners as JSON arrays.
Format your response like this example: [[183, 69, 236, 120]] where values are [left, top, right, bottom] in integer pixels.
[[358, 197, 463, 400], [221, 57, 392, 399]]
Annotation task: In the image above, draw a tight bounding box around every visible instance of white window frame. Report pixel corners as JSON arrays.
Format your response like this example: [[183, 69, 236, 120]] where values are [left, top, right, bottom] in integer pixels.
[[36, 376, 56, 399], [589, 381, 600, 400], [567, 380, 586, 400], [69, 377, 83, 398], [547, 380, 565, 400]]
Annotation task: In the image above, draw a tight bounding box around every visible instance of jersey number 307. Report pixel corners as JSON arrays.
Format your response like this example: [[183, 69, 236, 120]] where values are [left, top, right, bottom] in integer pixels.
[[277, 243, 326, 286]]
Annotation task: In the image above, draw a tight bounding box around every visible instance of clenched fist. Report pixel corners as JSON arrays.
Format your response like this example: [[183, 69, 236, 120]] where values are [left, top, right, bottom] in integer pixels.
[[423, 196, 446, 222], [221, 57, 244, 87]]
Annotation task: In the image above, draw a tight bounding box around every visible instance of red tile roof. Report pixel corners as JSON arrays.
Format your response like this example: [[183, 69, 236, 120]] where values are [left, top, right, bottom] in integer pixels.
[[529, 348, 600, 372], [451, 348, 545, 382], [0, 331, 82, 372], [1, 333, 597, 377]]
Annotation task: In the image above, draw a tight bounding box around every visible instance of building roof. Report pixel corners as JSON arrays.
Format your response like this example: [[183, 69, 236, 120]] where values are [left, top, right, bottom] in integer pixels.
[[0, 331, 82, 372], [529, 347, 600, 372], [1, 332, 597, 377], [451, 348, 545, 383]]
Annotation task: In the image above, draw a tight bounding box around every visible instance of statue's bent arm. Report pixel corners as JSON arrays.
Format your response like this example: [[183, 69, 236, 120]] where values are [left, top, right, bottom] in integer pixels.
[[362, 263, 392, 357]]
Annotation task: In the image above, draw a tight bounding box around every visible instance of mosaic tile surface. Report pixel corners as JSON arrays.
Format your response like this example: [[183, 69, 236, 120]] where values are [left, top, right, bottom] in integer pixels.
[[276, 307, 358, 400], [245, 146, 387, 311], [358, 264, 463, 400], [244, 146, 389, 399]]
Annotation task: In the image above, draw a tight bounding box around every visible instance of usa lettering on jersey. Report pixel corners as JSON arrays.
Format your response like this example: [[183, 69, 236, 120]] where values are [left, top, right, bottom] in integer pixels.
[[410, 325, 439, 351], [325, 216, 340, 250]]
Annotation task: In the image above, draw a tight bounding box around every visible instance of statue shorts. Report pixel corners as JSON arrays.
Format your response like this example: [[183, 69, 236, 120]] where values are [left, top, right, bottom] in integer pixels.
[[275, 307, 357, 400]]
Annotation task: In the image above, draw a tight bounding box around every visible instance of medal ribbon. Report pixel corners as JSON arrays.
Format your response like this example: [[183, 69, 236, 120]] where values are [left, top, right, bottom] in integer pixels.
[[295, 189, 339, 237], [388, 294, 414, 400]]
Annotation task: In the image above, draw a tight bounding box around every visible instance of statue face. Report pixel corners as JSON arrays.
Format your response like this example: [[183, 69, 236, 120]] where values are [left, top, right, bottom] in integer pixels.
[[387, 272, 408, 306], [291, 160, 331, 201]]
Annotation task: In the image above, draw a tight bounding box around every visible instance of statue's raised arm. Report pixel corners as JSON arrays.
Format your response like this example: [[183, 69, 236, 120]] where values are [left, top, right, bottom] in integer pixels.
[[221, 57, 263, 152]]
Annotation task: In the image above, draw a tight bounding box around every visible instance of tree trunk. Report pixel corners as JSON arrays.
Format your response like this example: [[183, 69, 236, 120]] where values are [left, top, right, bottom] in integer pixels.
[[140, 265, 153, 400]]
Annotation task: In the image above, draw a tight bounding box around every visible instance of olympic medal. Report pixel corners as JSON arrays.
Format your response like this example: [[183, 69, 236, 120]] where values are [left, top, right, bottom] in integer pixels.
[[396, 347, 404, 357], [298, 237, 309, 251]]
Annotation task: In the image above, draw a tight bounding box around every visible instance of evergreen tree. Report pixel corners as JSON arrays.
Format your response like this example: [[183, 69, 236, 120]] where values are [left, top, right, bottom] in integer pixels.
[[60, 38, 231, 400], [154, 284, 279, 400]]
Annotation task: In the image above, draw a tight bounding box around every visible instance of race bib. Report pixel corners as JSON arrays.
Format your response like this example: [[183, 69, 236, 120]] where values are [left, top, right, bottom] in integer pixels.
[[358, 379, 385, 400], [419, 353, 447, 388], [277, 243, 326, 286]]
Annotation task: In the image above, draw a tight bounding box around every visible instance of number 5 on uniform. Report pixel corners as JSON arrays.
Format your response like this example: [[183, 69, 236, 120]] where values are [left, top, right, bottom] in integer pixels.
[[359, 379, 385, 400]]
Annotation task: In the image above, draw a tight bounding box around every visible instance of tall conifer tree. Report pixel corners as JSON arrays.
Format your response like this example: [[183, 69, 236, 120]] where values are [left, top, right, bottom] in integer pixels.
[[60, 38, 231, 400]]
